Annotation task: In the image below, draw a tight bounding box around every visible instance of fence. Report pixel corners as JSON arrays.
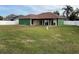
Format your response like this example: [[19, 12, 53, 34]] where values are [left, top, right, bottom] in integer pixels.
[[64, 21, 79, 26], [0, 20, 79, 26], [0, 20, 19, 25]]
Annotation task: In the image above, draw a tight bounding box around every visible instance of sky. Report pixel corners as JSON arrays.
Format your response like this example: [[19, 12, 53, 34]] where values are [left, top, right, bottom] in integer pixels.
[[0, 5, 79, 16]]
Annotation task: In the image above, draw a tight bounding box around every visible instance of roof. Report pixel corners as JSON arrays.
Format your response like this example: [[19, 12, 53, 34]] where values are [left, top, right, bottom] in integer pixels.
[[36, 12, 64, 19], [20, 14, 36, 19], [20, 12, 64, 19]]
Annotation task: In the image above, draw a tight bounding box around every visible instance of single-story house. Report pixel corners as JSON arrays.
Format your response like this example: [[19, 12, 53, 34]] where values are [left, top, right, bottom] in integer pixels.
[[19, 12, 64, 26]]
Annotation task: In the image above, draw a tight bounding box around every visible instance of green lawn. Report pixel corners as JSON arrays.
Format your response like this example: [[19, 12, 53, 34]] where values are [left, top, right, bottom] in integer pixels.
[[0, 25, 79, 54]]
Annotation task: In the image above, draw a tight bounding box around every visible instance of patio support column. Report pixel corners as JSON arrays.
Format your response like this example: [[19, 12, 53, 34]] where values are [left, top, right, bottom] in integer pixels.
[[30, 19, 32, 26], [42, 20, 43, 25], [44, 20, 45, 26], [49, 20, 50, 25], [49, 20, 51, 25], [50, 20, 51, 25], [57, 18, 58, 26], [48, 20, 49, 25]]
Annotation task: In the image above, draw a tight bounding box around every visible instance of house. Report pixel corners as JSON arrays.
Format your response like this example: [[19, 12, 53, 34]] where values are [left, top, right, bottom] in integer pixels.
[[4, 14, 23, 21], [19, 12, 64, 26]]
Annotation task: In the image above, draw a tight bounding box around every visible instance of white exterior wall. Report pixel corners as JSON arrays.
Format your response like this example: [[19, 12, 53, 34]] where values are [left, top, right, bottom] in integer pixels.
[[64, 21, 79, 26], [33, 20, 40, 25], [0, 19, 19, 25], [53, 19, 57, 26]]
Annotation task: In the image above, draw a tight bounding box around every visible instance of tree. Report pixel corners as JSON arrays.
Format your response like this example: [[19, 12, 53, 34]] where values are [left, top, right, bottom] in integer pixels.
[[69, 11, 77, 20], [62, 5, 73, 20], [69, 8, 79, 20], [53, 11, 60, 15], [75, 8, 79, 17], [0, 16, 3, 20]]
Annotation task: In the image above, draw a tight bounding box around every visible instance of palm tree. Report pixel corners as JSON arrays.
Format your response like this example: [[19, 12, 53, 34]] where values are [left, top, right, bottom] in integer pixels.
[[69, 8, 79, 20], [69, 11, 77, 20], [62, 5, 73, 20]]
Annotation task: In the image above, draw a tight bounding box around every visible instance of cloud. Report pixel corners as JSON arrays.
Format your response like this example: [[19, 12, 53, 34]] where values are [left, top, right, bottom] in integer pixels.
[[0, 5, 78, 16], [22, 5, 64, 15]]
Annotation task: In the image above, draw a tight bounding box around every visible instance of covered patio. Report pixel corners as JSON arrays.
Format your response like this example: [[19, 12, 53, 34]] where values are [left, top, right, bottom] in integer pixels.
[[31, 19, 58, 26]]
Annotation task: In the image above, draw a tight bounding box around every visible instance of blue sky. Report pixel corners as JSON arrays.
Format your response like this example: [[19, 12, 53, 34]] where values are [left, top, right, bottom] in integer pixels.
[[0, 5, 79, 16]]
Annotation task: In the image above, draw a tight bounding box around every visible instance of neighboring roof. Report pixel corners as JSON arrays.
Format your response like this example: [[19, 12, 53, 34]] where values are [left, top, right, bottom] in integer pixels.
[[4, 14, 19, 20], [20, 14, 36, 19], [20, 12, 64, 19]]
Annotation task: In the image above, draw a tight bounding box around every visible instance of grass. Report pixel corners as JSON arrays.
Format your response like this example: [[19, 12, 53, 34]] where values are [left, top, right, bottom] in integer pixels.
[[0, 25, 79, 53]]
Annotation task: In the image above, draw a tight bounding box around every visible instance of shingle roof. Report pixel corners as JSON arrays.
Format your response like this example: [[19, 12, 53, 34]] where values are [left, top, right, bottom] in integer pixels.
[[36, 12, 63, 19], [20, 12, 64, 19]]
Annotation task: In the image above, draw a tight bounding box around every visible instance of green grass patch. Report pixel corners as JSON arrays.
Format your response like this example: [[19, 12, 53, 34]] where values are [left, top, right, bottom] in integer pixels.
[[0, 25, 78, 53]]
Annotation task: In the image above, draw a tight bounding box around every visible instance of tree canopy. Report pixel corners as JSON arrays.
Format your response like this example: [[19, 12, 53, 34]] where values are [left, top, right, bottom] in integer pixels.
[[0, 16, 3, 20], [53, 11, 60, 15], [62, 5, 73, 19]]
